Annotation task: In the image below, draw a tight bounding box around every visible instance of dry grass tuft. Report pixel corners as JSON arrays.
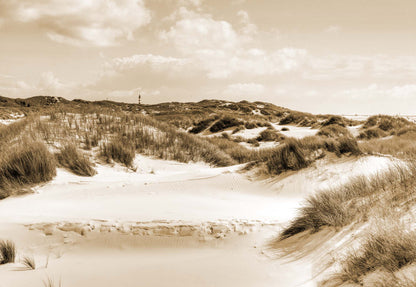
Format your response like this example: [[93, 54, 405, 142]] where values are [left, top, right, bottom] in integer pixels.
[[279, 163, 415, 240], [0, 240, 16, 264], [328, 225, 416, 285], [0, 140, 56, 197], [56, 143, 96, 176], [22, 255, 36, 270], [100, 139, 136, 167], [317, 124, 352, 138]]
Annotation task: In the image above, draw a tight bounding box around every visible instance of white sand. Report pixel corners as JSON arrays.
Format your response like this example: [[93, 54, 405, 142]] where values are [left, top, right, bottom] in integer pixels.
[[271, 124, 319, 139], [232, 127, 268, 139], [0, 154, 395, 287]]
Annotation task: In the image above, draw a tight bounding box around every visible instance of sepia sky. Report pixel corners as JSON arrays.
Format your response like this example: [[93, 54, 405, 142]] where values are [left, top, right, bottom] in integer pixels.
[[1, 0, 416, 114]]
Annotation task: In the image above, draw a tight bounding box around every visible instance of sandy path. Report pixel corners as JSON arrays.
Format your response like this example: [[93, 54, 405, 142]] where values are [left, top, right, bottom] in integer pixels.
[[0, 155, 394, 287]]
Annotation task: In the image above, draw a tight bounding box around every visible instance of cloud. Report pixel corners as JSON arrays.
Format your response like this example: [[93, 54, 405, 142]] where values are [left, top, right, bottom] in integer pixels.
[[102, 54, 189, 76], [1, 0, 151, 47], [0, 72, 76, 98], [224, 83, 265, 97], [160, 8, 239, 54], [339, 84, 416, 100], [159, 8, 307, 79]]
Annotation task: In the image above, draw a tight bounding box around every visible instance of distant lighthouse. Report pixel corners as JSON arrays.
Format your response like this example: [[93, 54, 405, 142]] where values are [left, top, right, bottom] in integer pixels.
[[138, 93, 142, 105]]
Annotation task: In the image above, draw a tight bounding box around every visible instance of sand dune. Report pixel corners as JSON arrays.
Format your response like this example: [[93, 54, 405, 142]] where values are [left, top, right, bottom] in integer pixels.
[[0, 154, 394, 287]]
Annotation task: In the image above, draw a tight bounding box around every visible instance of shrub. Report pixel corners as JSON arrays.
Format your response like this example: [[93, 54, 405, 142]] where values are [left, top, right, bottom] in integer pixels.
[[0, 141, 56, 195], [0, 240, 16, 264], [56, 143, 96, 176], [100, 139, 135, 167]]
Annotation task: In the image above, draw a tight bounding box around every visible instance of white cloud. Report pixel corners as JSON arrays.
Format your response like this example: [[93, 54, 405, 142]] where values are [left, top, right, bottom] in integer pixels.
[[2, 0, 151, 47], [103, 54, 189, 76], [340, 84, 416, 100], [224, 83, 265, 97], [160, 8, 238, 54]]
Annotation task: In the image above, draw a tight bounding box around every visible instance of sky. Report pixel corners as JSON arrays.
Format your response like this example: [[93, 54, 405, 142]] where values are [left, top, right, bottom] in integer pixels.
[[1, 0, 416, 114]]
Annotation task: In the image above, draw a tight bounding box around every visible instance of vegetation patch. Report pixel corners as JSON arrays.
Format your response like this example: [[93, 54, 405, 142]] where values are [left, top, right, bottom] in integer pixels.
[[318, 124, 352, 138], [0, 240, 16, 264], [279, 163, 414, 240], [358, 127, 387, 139], [100, 139, 136, 167], [326, 225, 416, 286], [256, 128, 285, 142], [56, 143, 96, 176], [0, 141, 56, 197], [209, 116, 243, 133]]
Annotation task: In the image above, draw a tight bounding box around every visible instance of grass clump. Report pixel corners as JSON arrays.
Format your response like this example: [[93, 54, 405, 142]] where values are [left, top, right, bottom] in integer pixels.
[[364, 115, 414, 134], [333, 225, 416, 285], [0, 141, 56, 196], [358, 127, 387, 139], [189, 117, 216, 134], [56, 143, 96, 176], [279, 163, 414, 240], [265, 138, 309, 174], [209, 116, 243, 133], [256, 128, 284, 142], [322, 115, 346, 127], [0, 240, 16, 264], [317, 124, 352, 138], [100, 139, 135, 167], [22, 255, 36, 270]]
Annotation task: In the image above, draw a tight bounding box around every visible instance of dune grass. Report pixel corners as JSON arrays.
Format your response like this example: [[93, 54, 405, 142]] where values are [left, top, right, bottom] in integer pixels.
[[317, 124, 352, 138], [56, 143, 96, 176], [359, 132, 416, 158], [279, 163, 414, 240], [0, 240, 16, 264], [22, 255, 36, 270], [100, 139, 136, 167], [0, 140, 56, 197], [318, 224, 416, 286]]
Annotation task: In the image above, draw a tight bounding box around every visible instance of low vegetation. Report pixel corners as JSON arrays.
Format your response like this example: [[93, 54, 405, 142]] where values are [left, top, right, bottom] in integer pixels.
[[256, 128, 284, 142], [56, 143, 96, 176], [0, 240, 16, 264], [264, 136, 361, 175], [359, 132, 416, 158], [100, 139, 136, 167], [317, 124, 352, 138], [0, 140, 56, 198], [339, 226, 416, 284], [22, 255, 36, 270], [209, 116, 243, 133], [278, 163, 413, 240]]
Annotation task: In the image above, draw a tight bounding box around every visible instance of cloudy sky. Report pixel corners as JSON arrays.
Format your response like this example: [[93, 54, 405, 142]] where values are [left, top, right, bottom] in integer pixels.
[[1, 0, 416, 114]]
